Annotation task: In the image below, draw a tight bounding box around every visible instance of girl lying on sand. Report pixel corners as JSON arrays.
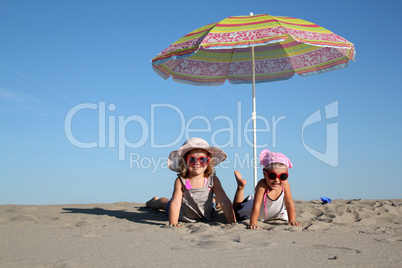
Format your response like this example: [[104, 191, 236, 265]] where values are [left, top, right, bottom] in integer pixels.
[[146, 138, 236, 228], [233, 149, 301, 229]]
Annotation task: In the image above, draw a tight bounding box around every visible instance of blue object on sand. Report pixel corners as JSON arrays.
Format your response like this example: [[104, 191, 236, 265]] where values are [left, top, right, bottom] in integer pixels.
[[320, 196, 332, 203]]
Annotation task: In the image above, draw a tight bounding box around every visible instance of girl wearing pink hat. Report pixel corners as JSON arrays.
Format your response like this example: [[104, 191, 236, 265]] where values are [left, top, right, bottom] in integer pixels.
[[146, 138, 236, 228], [233, 149, 301, 229]]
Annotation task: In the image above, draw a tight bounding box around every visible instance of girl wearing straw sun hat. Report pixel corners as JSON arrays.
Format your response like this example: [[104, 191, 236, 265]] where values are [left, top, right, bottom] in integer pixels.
[[146, 138, 236, 228]]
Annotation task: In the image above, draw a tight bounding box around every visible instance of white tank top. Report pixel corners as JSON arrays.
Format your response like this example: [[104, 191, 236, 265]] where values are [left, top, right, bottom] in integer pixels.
[[237, 186, 288, 221]]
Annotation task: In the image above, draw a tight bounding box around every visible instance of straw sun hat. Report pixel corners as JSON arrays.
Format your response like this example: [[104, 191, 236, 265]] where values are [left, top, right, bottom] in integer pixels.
[[167, 137, 227, 172]]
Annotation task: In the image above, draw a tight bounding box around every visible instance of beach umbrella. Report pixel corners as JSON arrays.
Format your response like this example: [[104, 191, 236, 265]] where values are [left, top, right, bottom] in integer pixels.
[[151, 13, 356, 186]]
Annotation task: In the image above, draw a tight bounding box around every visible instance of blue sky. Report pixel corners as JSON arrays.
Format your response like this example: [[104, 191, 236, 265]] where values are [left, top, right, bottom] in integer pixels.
[[1, 0, 401, 205]]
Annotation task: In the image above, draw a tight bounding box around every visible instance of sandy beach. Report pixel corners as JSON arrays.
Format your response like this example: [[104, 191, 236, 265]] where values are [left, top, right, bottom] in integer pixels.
[[0, 199, 401, 268]]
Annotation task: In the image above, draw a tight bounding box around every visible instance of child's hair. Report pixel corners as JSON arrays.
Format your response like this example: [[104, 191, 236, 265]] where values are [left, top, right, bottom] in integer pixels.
[[263, 162, 288, 173], [178, 150, 215, 178]]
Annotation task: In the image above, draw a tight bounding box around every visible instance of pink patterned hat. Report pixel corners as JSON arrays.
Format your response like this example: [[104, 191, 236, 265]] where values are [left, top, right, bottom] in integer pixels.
[[259, 149, 293, 168]]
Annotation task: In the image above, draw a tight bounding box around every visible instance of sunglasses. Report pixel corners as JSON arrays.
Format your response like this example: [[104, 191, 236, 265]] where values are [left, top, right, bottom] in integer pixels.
[[186, 155, 210, 167], [264, 171, 288, 181]]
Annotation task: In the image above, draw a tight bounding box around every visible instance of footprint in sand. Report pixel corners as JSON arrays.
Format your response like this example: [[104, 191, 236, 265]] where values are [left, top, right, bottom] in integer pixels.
[[311, 244, 361, 254], [172, 232, 247, 250], [197, 239, 234, 249], [195, 233, 250, 250]]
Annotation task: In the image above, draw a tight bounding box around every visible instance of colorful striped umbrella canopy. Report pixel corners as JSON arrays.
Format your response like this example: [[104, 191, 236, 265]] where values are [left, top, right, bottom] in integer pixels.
[[151, 13, 356, 185]]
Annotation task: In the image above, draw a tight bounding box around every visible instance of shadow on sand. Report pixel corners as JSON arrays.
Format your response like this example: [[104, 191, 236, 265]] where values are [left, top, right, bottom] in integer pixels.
[[62, 206, 168, 226], [61, 205, 234, 227]]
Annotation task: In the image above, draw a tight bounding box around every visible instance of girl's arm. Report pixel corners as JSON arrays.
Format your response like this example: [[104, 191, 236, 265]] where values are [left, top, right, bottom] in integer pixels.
[[283, 180, 301, 226], [213, 176, 236, 224], [168, 177, 183, 228], [248, 180, 266, 229]]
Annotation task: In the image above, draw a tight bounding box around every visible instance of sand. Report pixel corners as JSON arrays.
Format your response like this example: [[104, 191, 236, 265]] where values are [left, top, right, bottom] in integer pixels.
[[0, 199, 401, 268]]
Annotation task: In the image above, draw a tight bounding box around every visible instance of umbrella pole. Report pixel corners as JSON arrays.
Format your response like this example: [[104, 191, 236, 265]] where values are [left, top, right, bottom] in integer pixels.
[[251, 46, 258, 187]]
